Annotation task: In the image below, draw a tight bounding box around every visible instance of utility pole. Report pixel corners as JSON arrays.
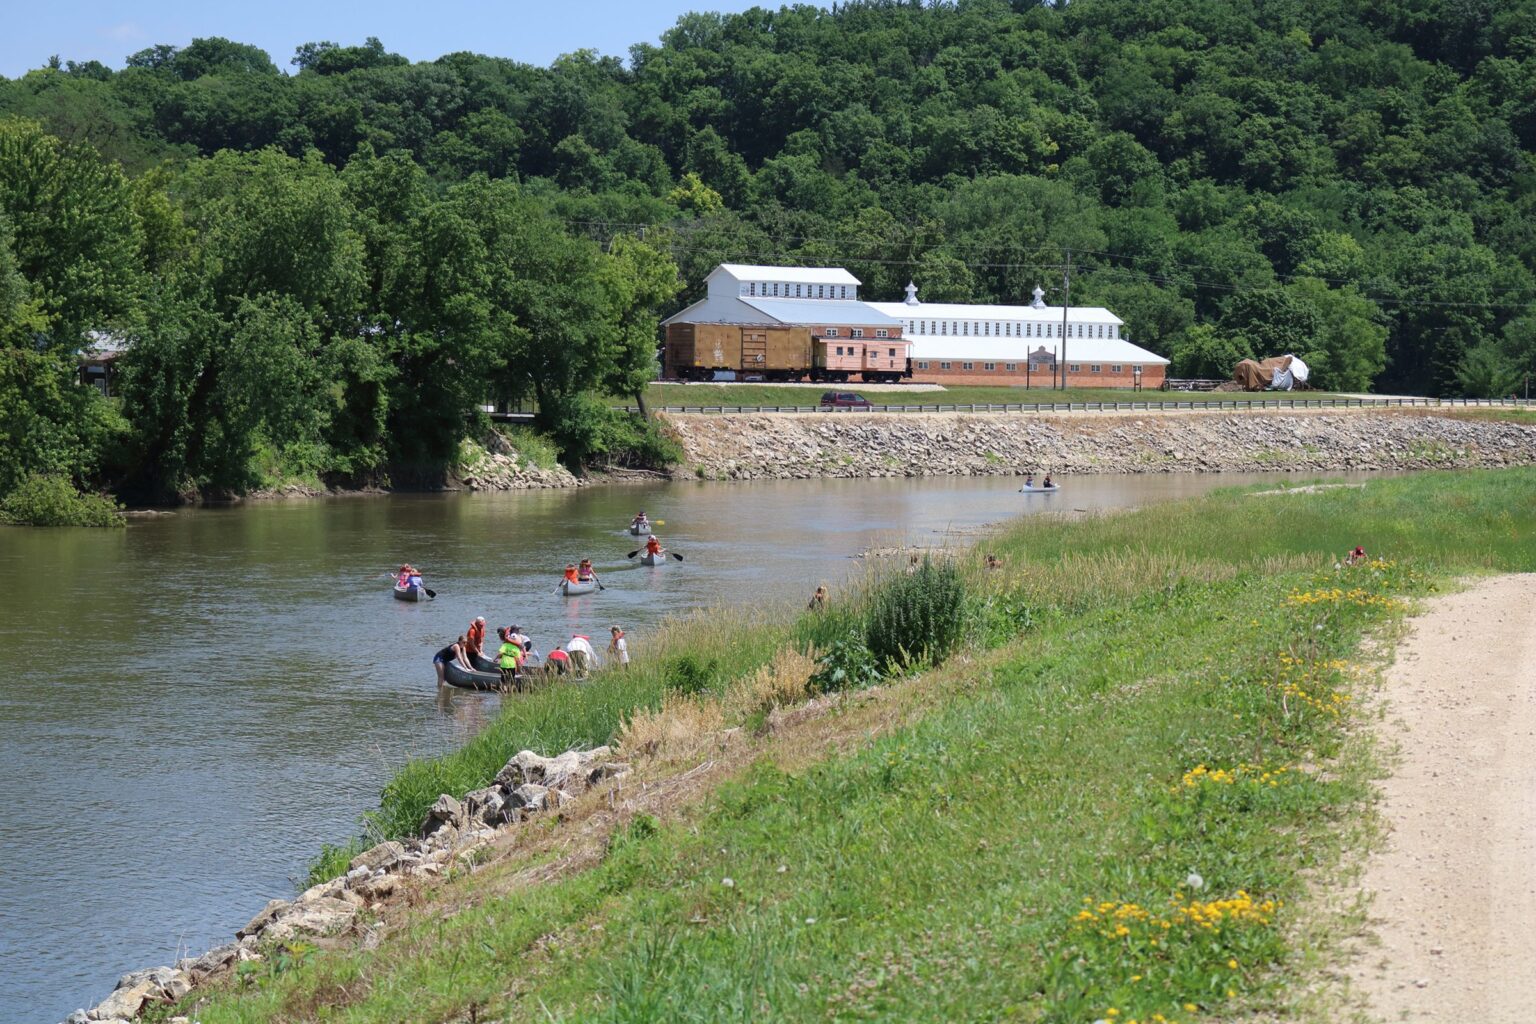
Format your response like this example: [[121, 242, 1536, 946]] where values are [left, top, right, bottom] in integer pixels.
[[1059, 248, 1072, 390]]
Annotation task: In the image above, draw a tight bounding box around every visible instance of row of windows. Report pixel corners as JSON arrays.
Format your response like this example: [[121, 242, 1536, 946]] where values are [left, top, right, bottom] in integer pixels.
[[741, 282, 853, 299], [822, 328, 891, 339], [913, 362, 1130, 373], [834, 347, 901, 357], [906, 319, 1117, 340]]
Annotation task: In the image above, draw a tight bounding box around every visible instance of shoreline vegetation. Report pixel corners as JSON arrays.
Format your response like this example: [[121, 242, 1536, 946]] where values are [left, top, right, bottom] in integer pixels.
[[9, 0, 1536, 530], [103, 467, 1535, 1024]]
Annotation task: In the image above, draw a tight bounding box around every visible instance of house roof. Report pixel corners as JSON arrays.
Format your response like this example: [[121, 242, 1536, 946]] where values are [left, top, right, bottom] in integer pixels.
[[908, 336, 1169, 365], [739, 298, 902, 327], [661, 294, 781, 327], [714, 263, 861, 286], [868, 301, 1124, 325]]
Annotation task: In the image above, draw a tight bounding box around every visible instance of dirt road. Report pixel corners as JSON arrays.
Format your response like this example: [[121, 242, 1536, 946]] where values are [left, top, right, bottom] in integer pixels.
[[1351, 573, 1536, 1021]]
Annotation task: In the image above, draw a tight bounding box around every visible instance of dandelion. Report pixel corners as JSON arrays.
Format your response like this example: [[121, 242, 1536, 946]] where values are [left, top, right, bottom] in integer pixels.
[[1185, 871, 1204, 891], [1228, 958, 1239, 969]]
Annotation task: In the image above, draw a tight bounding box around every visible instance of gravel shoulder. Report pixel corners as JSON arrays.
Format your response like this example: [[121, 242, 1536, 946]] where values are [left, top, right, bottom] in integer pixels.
[[1350, 573, 1536, 1021]]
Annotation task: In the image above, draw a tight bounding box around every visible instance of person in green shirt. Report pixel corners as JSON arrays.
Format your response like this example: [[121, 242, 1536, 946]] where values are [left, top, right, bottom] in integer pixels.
[[497, 626, 525, 691]]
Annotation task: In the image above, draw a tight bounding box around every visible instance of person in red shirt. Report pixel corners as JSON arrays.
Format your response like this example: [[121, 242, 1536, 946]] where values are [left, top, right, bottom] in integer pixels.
[[645, 535, 662, 557]]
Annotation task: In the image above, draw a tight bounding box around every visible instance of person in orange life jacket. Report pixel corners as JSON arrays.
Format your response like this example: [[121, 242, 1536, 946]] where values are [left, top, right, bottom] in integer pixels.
[[466, 617, 486, 658], [563, 563, 579, 584], [644, 535, 662, 558]]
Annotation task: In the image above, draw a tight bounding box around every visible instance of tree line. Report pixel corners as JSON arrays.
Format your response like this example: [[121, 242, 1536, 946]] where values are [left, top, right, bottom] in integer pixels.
[[3, 0, 1535, 512]]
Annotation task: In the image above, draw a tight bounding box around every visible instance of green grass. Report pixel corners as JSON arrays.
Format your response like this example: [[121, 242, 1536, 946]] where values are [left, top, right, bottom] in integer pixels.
[[189, 469, 1536, 1023], [623, 383, 1357, 409]]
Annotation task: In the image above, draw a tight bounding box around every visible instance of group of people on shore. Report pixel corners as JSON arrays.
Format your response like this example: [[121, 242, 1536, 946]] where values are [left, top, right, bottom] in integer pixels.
[[433, 616, 629, 690]]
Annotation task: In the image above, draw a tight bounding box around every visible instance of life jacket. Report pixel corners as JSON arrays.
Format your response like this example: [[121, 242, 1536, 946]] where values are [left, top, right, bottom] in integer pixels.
[[467, 623, 484, 652], [564, 568, 579, 583], [646, 538, 661, 554]]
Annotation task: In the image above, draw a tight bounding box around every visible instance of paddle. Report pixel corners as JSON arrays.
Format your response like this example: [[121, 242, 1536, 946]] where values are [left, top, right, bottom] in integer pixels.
[[424, 588, 437, 599], [670, 551, 684, 562], [626, 549, 640, 559]]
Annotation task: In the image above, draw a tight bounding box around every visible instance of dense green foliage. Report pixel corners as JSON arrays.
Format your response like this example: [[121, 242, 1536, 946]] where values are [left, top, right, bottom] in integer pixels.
[[4, 0, 1536, 506], [0, 472, 122, 526]]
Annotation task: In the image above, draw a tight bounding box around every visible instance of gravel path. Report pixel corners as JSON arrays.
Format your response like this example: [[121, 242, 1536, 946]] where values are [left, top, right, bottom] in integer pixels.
[[1352, 573, 1536, 1021]]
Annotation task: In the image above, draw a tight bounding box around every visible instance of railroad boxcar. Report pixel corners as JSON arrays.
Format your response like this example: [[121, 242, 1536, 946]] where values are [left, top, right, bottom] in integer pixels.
[[665, 323, 910, 383]]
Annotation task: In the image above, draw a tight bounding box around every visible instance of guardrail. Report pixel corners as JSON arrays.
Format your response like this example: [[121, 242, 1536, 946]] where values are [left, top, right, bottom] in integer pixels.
[[626, 397, 1535, 415]]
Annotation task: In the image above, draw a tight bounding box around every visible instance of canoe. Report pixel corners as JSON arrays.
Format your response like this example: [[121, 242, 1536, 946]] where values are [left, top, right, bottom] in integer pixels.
[[443, 658, 503, 692], [640, 551, 667, 566], [471, 649, 500, 673], [1018, 485, 1060, 493], [560, 578, 598, 596], [393, 582, 426, 601], [629, 523, 652, 535]]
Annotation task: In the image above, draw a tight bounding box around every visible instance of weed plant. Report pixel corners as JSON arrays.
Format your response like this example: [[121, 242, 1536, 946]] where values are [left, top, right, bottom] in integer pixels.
[[0, 473, 122, 527]]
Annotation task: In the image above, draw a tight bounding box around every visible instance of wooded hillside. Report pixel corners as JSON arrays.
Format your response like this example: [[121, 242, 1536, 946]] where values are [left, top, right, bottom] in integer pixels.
[[3, 0, 1534, 508]]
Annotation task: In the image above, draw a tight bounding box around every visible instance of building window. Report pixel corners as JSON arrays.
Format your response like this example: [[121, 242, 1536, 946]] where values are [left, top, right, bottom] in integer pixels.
[[825, 328, 838, 337], [875, 329, 888, 338], [962, 361, 975, 370], [851, 328, 864, 338], [983, 322, 991, 336], [817, 285, 824, 298], [917, 361, 930, 370], [1090, 364, 1102, 373], [984, 362, 996, 371], [1069, 363, 1082, 372], [888, 348, 896, 357], [962, 322, 970, 336], [1005, 362, 1017, 371], [940, 361, 952, 370], [835, 346, 844, 356], [1111, 364, 1122, 373]]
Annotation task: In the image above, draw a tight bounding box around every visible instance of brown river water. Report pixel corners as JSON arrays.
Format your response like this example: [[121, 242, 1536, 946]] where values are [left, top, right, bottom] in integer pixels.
[[1, 472, 1365, 1018]]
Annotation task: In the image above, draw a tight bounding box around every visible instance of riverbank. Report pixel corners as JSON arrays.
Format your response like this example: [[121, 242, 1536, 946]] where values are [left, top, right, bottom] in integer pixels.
[[663, 408, 1536, 480], [79, 469, 1536, 1023]]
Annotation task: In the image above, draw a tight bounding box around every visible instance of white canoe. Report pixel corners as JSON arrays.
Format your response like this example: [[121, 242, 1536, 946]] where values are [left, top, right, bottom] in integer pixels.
[[640, 551, 666, 566], [560, 578, 598, 596], [1018, 485, 1060, 493], [629, 523, 652, 535]]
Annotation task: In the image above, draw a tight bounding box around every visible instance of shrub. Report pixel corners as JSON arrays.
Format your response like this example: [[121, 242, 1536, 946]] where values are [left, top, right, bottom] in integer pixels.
[[864, 557, 967, 668], [0, 473, 123, 527], [809, 631, 882, 693], [664, 653, 719, 696]]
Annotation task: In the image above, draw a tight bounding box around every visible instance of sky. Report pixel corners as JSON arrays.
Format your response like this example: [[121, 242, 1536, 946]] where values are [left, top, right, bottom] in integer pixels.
[[0, 0, 829, 79]]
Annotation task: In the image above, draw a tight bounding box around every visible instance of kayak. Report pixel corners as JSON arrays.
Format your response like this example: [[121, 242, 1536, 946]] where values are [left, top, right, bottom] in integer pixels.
[[393, 582, 427, 601], [444, 658, 502, 692], [641, 551, 667, 566], [560, 578, 598, 596], [629, 522, 652, 535], [1018, 485, 1060, 493]]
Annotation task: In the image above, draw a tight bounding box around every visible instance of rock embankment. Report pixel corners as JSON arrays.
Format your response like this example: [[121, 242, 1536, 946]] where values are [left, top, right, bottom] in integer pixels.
[[455, 432, 582, 491], [62, 746, 626, 1024], [661, 409, 1536, 480]]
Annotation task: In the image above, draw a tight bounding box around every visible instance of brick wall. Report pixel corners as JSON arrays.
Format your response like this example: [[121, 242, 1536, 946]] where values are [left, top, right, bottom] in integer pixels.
[[912, 362, 1166, 389]]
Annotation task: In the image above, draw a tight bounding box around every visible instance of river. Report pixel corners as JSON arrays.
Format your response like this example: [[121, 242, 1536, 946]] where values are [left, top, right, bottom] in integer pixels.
[[0, 472, 1355, 1019]]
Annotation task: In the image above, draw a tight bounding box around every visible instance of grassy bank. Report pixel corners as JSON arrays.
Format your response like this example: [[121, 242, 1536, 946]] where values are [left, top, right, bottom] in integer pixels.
[[189, 469, 1535, 1023]]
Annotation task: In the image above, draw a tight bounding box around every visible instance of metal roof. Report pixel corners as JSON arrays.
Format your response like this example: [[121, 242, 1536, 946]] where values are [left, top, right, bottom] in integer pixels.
[[908, 337, 1168, 364], [714, 264, 861, 286], [738, 298, 902, 326], [868, 301, 1124, 325]]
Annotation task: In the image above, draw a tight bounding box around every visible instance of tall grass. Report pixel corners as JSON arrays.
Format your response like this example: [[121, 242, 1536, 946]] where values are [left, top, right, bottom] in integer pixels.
[[190, 469, 1536, 1023]]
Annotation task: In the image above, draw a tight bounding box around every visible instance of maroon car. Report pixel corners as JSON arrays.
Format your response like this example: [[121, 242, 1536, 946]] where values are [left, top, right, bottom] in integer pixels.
[[819, 391, 872, 408]]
